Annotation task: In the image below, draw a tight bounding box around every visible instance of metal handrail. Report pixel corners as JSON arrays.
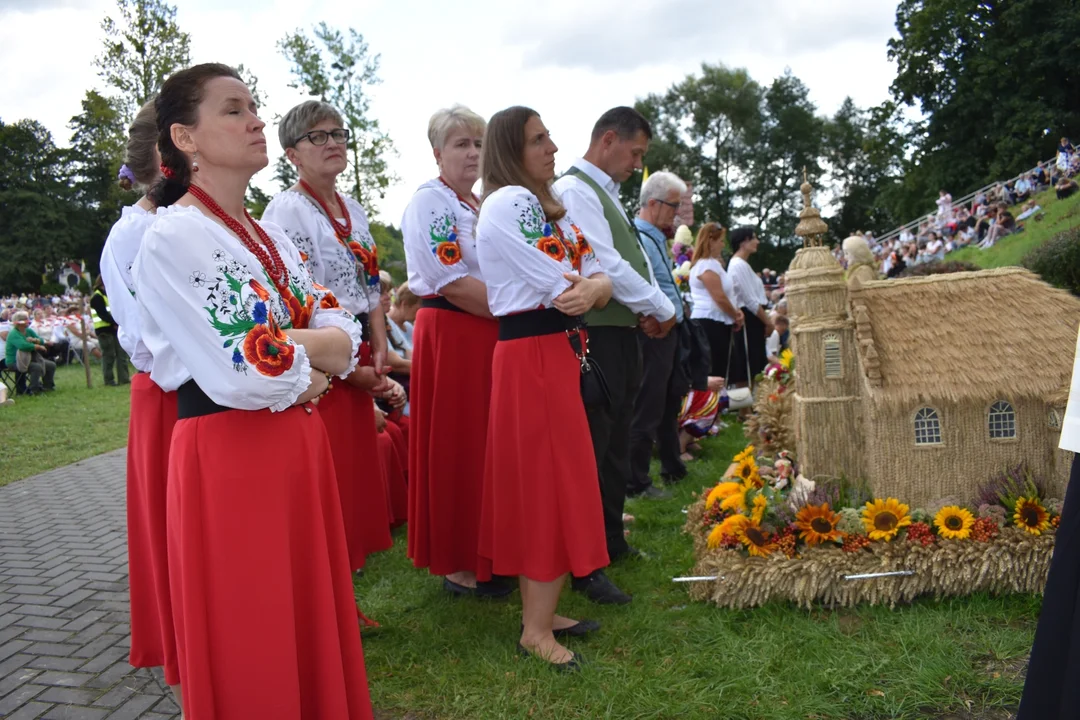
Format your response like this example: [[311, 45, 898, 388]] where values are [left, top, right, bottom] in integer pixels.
[[875, 154, 1058, 245]]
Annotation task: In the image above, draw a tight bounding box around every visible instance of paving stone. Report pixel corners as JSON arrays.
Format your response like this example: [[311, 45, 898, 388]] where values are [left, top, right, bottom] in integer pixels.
[[78, 647, 127, 674], [6, 700, 51, 720], [0, 667, 41, 696], [15, 615, 71, 630], [19, 630, 74, 643], [34, 670, 95, 687], [25, 642, 79, 657], [85, 661, 133, 690], [0, 683, 45, 715], [26, 656, 88, 672], [33, 684, 100, 705], [42, 705, 110, 720], [103, 694, 160, 719]]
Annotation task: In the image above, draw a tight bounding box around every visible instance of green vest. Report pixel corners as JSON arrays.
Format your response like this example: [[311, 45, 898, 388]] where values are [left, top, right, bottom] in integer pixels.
[[91, 289, 109, 330], [565, 167, 650, 328]]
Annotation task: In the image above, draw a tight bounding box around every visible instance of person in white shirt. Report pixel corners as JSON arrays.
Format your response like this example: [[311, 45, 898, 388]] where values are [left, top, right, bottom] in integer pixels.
[[263, 99, 397, 581], [688, 222, 743, 379], [726, 227, 772, 387], [476, 105, 612, 671], [1015, 174, 1033, 202], [132, 63, 373, 717], [551, 106, 675, 605], [399, 105, 511, 600]]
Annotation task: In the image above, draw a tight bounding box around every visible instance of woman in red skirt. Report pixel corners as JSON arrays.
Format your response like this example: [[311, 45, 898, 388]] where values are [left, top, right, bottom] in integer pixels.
[[98, 100, 183, 710], [264, 100, 397, 573], [475, 106, 613, 670], [133, 64, 372, 719], [402, 105, 511, 597]]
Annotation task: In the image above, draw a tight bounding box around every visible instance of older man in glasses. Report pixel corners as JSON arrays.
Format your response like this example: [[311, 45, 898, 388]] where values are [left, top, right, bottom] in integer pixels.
[[5, 310, 56, 395]]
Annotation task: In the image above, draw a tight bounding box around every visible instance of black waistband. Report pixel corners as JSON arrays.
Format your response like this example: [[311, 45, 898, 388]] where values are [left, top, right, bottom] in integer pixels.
[[177, 380, 230, 420], [498, 308, 580, 341], [355, 312, 370, 340], [421, 296, 466, 314]]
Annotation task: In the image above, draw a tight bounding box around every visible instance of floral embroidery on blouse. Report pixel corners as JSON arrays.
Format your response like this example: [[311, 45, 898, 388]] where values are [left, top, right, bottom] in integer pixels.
[[428, 210, 463, 266], [513, 196, 593, 273], [344, 230, 380, 289]]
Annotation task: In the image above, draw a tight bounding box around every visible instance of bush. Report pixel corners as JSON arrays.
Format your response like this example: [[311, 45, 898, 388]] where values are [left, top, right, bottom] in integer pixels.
[[39, 280, 65, 296], [1023, 226, 1080, 295], [898, 260, 981, 277]]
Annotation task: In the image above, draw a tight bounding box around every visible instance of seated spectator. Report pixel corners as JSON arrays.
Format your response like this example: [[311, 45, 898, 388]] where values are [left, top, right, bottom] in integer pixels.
[[1015, 174, 1033, 202], [386, 282, 419, 359], [979, 207, 1016, 249], [1035, 163, 1049, 188], [1017, 200, 1042, 221], [5, 310, 55, 395], [899, 226, 914, 244], [925, 232, 945, 261], [58, 307, 101, 361], [677, 376, 727, 462], [765, 313, 790, 365], [1057, 175, 1079, 200]]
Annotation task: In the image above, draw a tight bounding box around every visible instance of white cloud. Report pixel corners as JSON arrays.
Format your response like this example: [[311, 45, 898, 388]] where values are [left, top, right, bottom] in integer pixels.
[[0, 0, 900, 224]]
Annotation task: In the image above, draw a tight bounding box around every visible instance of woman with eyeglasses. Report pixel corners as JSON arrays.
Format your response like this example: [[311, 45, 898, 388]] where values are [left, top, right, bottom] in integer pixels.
[[263, 101, 395, 587]]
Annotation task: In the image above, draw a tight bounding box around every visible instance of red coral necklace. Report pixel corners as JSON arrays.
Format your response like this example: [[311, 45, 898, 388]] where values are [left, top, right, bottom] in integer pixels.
[[188, 184, 290, 297], [439, 176, 479, 214], [299, 179, 353, 241]]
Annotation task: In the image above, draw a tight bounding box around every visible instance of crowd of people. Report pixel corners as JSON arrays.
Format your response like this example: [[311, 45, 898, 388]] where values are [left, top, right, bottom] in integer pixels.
[[834, 140, 1080, 278], [3, 60, 805, 718]]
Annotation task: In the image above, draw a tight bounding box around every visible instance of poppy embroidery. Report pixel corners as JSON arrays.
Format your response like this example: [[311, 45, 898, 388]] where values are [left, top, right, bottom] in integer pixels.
[[428, 211, 463, 266]]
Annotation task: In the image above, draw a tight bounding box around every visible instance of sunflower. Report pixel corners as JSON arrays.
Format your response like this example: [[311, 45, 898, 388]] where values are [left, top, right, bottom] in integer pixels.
[[733, 457, 759, 485], [779, 349, 794, 370], [734, 445, 756, 463], [751, 494, 768, 523], [705, 481, 743, 510], [717, 513, 750, 539], [735, 518, 778, 557], [706, 524, 726, 549], [720, 486, 748, 513], [933, 505, 975, 540], [1014, 497, 1051, 535], [795, 503, 842, 545], [861, 498, 912, 542]]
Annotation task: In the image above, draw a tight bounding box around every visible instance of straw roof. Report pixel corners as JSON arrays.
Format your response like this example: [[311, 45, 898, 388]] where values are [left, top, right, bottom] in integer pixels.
[[851, 268, 1080, 405]]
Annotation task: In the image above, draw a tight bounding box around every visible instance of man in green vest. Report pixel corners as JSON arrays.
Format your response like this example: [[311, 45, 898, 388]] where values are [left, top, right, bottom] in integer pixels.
[[553, 107, 676, 606], [90, 276, 130, 386]]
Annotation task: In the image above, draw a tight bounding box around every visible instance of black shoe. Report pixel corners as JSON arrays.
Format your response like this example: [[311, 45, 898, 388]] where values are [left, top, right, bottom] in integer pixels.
[[43, 386, 55, 392], [520, 619, 600, 639], [517, 643, 584, 672], [443, 577, 513, 599], [119, 379, 131, 385], [661, 467, 688, 485], [610, 545, 648, 563], [104, 380, 117, 387], [631, 485, 672, 500], [571, 571, 632, 605]]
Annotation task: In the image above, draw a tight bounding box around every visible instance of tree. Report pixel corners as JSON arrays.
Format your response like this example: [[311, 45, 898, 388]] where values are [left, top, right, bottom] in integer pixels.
[[0, 121, 83, 292], [246, 185, 272, 220], [95, 0, 191, 126], [279, 23, 397, 216], [370, 222, 406, 284], [888, 0, 1080, 203]]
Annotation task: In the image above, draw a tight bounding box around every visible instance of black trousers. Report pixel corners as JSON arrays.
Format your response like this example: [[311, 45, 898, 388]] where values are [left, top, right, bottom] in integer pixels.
[[582, 325, 641, 562], [628, 328, 684, 495], [1017, 454, 1080, 719]]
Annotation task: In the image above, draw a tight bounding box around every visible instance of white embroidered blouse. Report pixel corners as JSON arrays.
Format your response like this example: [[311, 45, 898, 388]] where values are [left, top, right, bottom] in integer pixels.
[[476, 186, 603, 317], [132, 205, 362, 412], [402, 178, 483, 297], [99, 205, 157, 372], [262, 190, 381, 318]]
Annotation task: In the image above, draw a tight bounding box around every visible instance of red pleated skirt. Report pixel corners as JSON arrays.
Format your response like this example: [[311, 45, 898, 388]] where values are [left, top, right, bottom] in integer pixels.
[[126, 373, 179, 684], [478, 333, 609, 582], [167, 405, 373, 720], [316, 382, 392, 571], [407, 307, 498, 577], [381, 417, 408, 526]]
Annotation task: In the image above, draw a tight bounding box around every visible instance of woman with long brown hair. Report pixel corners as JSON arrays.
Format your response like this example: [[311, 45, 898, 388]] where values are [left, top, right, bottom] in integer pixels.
[[133, 64, 373, 718], [688, 222, 743, 378], [476, 106, 612, 670]]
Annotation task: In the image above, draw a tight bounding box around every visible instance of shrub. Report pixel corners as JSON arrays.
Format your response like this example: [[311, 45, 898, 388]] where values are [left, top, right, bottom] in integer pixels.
[[899, 260, 980, 277], [39, 280, 65, 296], [1023, 226, 1080, 295]]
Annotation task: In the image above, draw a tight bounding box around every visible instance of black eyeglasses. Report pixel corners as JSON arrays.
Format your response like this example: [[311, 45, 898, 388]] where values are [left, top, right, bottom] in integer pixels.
[[655, 199, 680, 210], [297, 128, 350, 146]]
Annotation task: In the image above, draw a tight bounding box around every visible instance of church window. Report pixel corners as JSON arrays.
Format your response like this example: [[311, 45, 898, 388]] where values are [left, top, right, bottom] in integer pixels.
[[988, 401, 1017, 439], [914, 407, 942, 445], [823, 332, 841, 378]]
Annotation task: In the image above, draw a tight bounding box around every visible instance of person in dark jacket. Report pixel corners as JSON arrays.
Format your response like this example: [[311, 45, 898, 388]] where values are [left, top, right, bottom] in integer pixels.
[[90, 276, 130, 386]]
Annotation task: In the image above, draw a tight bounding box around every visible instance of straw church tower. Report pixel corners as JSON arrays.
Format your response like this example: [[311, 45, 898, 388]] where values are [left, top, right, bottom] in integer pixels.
[[785, 174, 865, 481]]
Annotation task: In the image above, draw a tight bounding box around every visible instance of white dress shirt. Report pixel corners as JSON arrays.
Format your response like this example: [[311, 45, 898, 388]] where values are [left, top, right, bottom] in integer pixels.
[[552, 159, 674, 322]]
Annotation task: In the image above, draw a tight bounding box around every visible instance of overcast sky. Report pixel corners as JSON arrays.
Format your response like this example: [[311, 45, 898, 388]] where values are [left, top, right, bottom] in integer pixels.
[[0, 0, 901, 224]]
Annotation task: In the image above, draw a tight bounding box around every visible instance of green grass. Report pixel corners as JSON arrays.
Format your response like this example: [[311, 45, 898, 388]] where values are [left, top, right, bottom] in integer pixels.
[[356, 423, 1037, 720], [0, 381, 1039, 718], [0, 362, 132, 487], [948, 186, 1080, 268]]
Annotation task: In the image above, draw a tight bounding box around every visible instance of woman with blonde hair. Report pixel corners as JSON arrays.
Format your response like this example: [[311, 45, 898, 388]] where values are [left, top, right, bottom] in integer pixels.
[[688, 222, 743, 379], [476, 105, 612, 670], [402, 104, 512, 597]]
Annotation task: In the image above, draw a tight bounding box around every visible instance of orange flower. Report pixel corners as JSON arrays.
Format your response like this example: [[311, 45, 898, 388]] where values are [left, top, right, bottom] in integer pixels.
[[435, 241, 462, 266], [283, 289, 314, 329], [349, 241, 380, 283], [243, 321, 294, 376], [572, 225, 591, 257], [319, 291, 340, 310], [536, 237, 566, 262]]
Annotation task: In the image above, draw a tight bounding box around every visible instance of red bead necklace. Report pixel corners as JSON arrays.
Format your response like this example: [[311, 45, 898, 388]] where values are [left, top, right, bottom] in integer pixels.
[[438, 176, 479, 214], [299, 178, 353, 241], [187, 184, 290, 297]]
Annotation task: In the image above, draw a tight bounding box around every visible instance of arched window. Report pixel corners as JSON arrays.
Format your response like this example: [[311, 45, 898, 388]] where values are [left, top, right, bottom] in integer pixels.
[[914, 407, 942, 445], [823, 332, 842, 378], [988, 401, 1017, 439]]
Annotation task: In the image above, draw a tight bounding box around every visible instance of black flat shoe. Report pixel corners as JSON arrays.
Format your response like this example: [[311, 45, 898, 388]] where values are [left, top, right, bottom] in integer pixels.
[[517, 643, 584, 673], [570, 571, 632, 605], [443, 577, 513, 599], [520, 619, 600, 639]]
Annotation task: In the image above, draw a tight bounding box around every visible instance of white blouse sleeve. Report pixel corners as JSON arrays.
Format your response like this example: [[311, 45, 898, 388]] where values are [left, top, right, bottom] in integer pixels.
[[100, 238, 140, 353], [478, 188, 573, 300], [135, 212, 312, 412], [402, 187, 470, 293], [262, 193, 326, 285]]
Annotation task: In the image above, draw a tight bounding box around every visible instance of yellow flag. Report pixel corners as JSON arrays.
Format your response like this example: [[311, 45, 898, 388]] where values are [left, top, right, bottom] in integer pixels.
[[642, 167, 649, 183]]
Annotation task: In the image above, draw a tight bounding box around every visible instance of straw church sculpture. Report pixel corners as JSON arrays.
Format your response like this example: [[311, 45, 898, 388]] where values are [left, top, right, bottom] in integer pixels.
[[785, 176, 1080, 505]]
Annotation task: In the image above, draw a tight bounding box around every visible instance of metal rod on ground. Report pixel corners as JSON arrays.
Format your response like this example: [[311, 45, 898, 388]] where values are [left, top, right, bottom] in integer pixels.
[[843, 570, 915, 581], [80, 311, 91, 389], [672, 575, 723, 583]]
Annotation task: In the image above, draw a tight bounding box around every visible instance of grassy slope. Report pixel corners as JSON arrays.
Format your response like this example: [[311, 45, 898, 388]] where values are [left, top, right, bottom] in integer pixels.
[[357, 423, 1036, 720], [0, 363, 131, 487], [947, 187, 1080, 268]]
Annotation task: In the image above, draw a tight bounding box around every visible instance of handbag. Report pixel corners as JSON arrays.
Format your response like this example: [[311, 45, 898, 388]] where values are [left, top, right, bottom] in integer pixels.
[[725, 325, 755, 410], [566, 324, 611, 410]]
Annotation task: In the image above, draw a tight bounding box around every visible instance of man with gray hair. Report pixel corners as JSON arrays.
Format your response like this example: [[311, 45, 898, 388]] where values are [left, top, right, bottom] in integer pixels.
[[629, 171, 689, 496], [4, 310, 55, 394]]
